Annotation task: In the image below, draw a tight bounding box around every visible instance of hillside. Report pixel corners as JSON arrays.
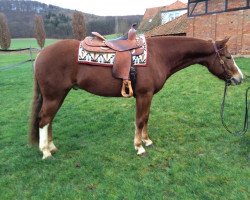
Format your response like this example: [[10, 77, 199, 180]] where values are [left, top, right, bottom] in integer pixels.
[[0, 0, 142, 38]]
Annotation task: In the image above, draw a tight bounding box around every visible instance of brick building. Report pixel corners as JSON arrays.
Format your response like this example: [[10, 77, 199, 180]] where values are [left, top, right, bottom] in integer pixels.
[[187, 0, 250, 55], [143, 0, 250, 55]]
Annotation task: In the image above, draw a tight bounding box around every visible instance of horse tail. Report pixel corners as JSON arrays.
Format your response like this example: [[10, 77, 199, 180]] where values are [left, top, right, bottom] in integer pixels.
[[29, 59, 42, 144]]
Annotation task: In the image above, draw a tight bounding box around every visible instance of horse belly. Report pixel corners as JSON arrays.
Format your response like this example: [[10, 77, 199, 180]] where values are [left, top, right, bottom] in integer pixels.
[[76, 65, 122, 97]]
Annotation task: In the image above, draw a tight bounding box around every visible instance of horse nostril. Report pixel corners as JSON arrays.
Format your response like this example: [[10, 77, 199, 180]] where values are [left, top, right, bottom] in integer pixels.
[[231, 77, 242, 85]]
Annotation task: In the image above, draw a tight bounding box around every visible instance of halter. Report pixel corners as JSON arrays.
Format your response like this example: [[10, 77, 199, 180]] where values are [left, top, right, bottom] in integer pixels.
[[212, 41, 232, 85]]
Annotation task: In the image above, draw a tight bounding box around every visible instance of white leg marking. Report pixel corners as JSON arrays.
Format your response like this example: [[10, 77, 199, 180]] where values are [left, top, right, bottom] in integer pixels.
[[135, 145, 146, 155], [142, 139, 153, 147], [39, 124, 52, 159], [48, 141, 58, 153]]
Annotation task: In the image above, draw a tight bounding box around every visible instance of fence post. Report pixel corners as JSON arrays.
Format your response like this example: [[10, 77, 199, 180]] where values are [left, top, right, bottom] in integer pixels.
[[29, 46, 34, 72]]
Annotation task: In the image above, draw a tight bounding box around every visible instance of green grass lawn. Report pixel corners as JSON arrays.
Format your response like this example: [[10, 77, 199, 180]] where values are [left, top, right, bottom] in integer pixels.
[[0, 39, 249, 199], [9, 38, 59, 49], [0, 38, 58, 68]]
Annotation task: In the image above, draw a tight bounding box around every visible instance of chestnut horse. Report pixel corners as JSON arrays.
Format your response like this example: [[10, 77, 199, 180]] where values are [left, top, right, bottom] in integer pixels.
[[30, 36, 243, 159]]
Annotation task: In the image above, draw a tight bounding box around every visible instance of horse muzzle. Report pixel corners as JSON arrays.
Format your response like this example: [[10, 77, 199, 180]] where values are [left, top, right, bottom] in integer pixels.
[[227, 75, 243, 85]]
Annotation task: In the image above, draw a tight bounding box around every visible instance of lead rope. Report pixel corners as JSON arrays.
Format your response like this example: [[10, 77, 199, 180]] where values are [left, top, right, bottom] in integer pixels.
[[221, 82, 250, 136]]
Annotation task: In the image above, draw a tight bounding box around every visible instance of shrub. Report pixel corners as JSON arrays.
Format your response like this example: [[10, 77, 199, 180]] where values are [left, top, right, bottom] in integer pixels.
[[34, 15, 46, 48], [72, 10, 86, 40], [0, 13, 11, 50]]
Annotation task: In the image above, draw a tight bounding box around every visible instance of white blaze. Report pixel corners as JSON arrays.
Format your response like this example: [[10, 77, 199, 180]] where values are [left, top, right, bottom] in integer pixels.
[[233, 57, 244, 80]]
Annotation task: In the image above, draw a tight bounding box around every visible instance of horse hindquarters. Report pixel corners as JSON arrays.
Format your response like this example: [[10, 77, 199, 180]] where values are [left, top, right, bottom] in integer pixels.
[[29, 77, 54, 159]]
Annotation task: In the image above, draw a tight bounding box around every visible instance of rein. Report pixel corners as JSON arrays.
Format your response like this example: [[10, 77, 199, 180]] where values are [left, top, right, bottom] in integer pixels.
[[221, 83, 249, 136], [212, 41, 249, 135]]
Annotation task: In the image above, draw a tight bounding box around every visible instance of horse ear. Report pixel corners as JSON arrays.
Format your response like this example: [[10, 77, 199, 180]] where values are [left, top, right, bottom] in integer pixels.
[[217, 37, 230, 49]]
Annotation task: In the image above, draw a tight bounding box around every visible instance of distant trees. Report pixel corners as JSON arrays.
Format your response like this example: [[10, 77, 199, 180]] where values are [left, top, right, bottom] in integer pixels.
[[44, 12, 72, 39], [72, 10, 86, 40], [0, 12, 11, 50], [0, 1, 142, 39], [118, 19, 130, 35], [34, 15, 46, 48], [87, 17, 115, 35]]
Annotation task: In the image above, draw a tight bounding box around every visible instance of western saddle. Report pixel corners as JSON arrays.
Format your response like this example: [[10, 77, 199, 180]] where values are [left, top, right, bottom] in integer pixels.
[[82, 24, 144, 97]]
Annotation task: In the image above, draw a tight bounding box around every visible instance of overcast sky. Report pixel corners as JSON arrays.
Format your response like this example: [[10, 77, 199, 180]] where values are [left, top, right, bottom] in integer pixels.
[[36, 0, 187, 16]]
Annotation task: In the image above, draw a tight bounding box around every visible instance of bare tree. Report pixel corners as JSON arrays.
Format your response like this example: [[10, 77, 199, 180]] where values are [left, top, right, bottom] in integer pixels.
[[0, 13, 11, 50], [72, 10, 86, 40], [118, 19, 130, 35], [34, 15, 46, 49]]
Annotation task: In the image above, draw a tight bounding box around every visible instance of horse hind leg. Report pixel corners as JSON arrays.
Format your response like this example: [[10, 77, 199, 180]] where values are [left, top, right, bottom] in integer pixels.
[[39, 93, 67, 159], [48, 124, 58, 153]]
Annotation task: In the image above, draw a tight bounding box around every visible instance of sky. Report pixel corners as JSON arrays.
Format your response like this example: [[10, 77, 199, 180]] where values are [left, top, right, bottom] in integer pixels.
[[36, 0, 188, 16]]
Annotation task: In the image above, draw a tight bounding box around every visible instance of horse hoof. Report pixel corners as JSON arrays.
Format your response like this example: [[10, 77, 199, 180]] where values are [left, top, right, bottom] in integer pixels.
[[42, 150, 53, 160], [50, 147, 58, 153], [42, 154, 53, 160], [135, 145, 146, 156], [146, 143, 154, 148], [138, 151, 148, 157], [49, 142, 58, 153], [142, 139, 153, 147]]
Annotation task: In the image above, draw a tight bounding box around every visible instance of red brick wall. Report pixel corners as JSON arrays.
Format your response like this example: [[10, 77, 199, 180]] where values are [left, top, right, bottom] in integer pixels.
[[208, 0, 225, 13], [187, 9, 250, 55], [189, 0, 248, 14], [228, 0, 246, 9]]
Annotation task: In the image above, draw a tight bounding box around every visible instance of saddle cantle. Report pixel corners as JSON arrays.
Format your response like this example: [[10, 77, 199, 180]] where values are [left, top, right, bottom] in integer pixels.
[[79, 24, 146, 98]]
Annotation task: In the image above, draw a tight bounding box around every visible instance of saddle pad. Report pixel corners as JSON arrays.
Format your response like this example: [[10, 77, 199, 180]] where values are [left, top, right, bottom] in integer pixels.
[[78, 35, 147, 67]]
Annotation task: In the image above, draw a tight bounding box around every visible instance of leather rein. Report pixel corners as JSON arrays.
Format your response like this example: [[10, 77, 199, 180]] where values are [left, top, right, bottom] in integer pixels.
[[221, 82, 249, 136], [212, 42, 249, 136]]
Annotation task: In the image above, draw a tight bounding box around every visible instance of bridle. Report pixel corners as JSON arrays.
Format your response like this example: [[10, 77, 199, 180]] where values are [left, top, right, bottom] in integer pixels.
[[212, 41, 232, 85], [212, 41, 249, 136]]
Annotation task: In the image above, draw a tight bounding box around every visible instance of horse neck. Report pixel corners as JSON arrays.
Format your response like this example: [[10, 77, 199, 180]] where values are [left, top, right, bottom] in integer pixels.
[[150, 36, 214, 75]]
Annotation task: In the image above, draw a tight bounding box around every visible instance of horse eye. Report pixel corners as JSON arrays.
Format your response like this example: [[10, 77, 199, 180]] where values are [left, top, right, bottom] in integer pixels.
[[225, 56, 232, 59]]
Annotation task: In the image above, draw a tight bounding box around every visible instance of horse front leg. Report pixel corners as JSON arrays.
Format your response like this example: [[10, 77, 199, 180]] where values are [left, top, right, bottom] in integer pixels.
[[134, 92, 153, 155]]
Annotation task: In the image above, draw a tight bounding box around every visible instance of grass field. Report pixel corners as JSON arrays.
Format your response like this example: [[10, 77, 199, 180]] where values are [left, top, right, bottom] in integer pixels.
[[0, 38, 58, 68], [9, 38, 59, 49], [0, 39, 249, 199]]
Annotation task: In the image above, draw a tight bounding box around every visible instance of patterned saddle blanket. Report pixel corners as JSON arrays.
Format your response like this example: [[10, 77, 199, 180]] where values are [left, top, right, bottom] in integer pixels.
[[78, 35, 147, 68]]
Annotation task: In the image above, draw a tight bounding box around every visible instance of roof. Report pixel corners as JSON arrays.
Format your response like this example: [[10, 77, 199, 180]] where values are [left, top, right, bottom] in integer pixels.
[[142, 1, 187, 21], [162, 0, 187, 11], [139, 1, 187, 33], [145, 13, 188, 37], [142, 6, 164, 21]]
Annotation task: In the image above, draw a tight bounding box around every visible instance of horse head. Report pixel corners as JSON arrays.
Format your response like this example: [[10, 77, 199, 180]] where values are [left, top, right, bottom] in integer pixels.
[[207, 37, 243, 85]]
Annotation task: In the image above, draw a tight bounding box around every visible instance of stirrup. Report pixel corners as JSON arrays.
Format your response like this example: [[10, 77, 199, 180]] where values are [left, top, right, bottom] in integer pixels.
[[121, 80, 133, 98]]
